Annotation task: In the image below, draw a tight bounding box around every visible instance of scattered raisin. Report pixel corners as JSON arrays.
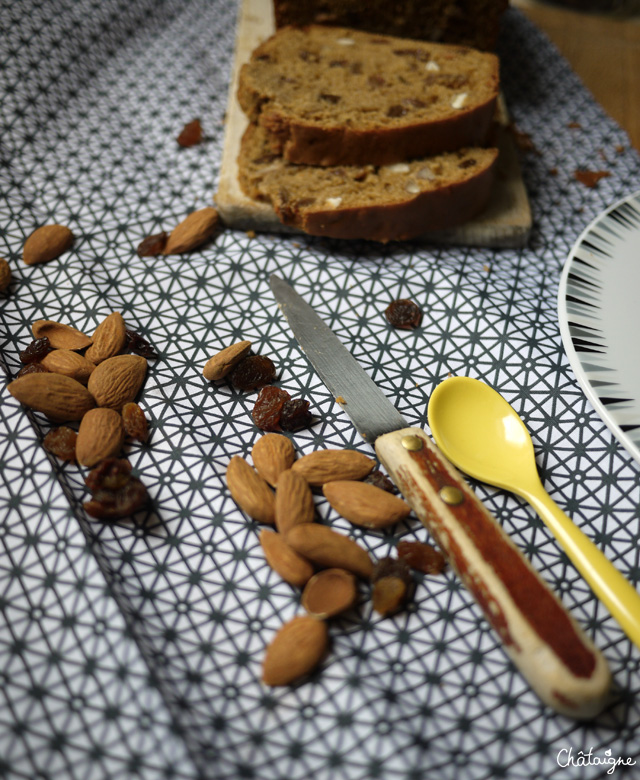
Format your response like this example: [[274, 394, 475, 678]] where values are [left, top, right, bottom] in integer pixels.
[[364, 470, 397, 493], [177, 118, 203, 148], [43, 427, 77, 462], [20, 336, 51, 364], [252, 386, 290, 431], [122, 402, 149, 442], [397, 540, 446, 575], [384, 299, 422, 330], [17, 362, 49, 378], [574, 170, 611, 188], [125, 329, 158, 359], [280, 398, 312, 431], [137, 232, 168, 256], [229, 354, 276, 391], [371, 557, 414, 617], [84, 458, 148, 520]]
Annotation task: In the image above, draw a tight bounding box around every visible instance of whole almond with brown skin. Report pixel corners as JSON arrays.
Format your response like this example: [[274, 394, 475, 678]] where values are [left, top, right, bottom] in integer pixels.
[[226, 455, 275, 524], [286, 524, 373, 579], [301, 568, 357, 619], [87, 354, 147, 410], [262, 615, 328, 686], [23, 224, 74, 265], [32, 320, 92, 350], [76, 407, 125, 467], [260, 529, 314, 587], [251, 433, 295, 487], [40, 349, 96, 384], [85, 312, 127, 364], [323, 480, 411, 529], [275, 469, 314, 535], [8, 373, 96, 422], [291, 449, 375, 486], [163, 207, 219, 254], [0, 258, 11, 292], [203, 340, 251, 381]]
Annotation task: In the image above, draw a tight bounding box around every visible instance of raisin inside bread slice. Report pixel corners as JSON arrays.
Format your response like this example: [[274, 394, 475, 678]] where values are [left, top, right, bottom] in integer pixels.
[[237, 25, 499, 167], [238, 123, 498, 243]]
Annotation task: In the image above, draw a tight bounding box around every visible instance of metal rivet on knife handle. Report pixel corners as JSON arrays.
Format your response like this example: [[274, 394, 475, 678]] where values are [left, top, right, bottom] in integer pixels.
[[439, 485, 464, 506], [401, 434, 423, 451]]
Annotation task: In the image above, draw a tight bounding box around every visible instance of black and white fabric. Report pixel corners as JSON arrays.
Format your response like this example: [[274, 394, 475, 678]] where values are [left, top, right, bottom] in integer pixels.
[[1, 1, 639, 778]]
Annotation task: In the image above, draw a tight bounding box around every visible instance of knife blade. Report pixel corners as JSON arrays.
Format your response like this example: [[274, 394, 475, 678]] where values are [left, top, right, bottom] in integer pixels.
[[270, 274, 611, 719]]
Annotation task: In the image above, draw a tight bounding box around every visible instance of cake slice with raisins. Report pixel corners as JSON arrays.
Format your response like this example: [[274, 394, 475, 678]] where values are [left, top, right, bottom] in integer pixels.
[[238, 122, 498, 242], [237, 25, 499, 167]]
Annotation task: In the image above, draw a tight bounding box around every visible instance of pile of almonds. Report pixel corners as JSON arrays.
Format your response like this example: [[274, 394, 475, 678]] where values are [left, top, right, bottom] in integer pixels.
[[225, 433, 446, 686], [7, 311, 153, 519]]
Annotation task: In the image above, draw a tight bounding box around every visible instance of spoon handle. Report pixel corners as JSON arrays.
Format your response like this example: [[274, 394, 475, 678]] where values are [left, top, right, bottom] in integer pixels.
[[524, 485, 640, 650]]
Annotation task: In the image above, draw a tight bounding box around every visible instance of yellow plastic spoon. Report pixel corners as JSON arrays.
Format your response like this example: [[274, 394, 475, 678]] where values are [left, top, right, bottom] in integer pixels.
[[427, 375, 640, 651]]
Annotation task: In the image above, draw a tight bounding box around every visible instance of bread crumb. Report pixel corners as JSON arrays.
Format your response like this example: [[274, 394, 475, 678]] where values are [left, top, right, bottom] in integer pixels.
[[567, 121, 582, 129], [335, 396, 346, 405], [246, 229, 256, 239]]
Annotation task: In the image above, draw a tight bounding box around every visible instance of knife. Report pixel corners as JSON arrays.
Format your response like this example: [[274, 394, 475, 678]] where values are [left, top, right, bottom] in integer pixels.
[[270, 274, 612, 719]]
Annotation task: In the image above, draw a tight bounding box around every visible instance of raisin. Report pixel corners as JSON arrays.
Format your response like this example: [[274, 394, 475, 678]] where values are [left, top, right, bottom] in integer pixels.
[[177, 118, 203, 148], [458, 158, 477, 169], [364, 469, 398, 494], [125, 329, 158, 359], [17, 362, 49, 378], [397, 540, 446, 575], [371, 557, 414, 617], [574, 170, 611, 188], [252, 386, 290, 431], [137, 231, 168, 257], [387, 104, 407, 118], [20, 336, 51, 364], [319, 93, 341, 104], [229, 354, 276, 391], [280, 398, 312, 431], [122, 402, 149, 442], [384, 299, 422, 330], [84, 458, 148, 520], [43, 427, 77, 462]]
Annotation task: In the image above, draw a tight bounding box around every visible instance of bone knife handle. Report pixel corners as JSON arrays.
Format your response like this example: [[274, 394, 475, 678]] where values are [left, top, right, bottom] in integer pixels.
[[375, 427, 612, 719]]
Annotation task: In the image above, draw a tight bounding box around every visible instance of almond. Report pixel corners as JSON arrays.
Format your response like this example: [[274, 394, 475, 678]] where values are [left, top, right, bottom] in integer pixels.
[[203, 340, 251, 381], [0, 257, 11, 292], [259, 529, 314, 587], [163, 207, 219, 254], [87, 354, 147, 410], [40, 349, 96, 384], [23, 224, 74, 265], [8, 373, 96, 422], [262, 615, 328, 686], [301, 568, 357, 619], [285, 524, 373, 579], [32, 319, 92, 350], [323, 480, 411, 529], [85, 312, 127, 364], [76, 407, 125, 467], [251, 433, 296, 487], [226, 455, 275, 524], [275, 469, 315, 535], [291, 449, 375, 486]]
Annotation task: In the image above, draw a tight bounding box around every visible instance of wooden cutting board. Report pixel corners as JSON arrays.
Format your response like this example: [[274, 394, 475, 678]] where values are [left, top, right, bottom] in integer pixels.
[[215, 0, 532, 248]]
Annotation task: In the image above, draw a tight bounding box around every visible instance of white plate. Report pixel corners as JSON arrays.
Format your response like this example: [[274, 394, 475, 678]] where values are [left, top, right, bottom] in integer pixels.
[[558, 190, 640, 465]]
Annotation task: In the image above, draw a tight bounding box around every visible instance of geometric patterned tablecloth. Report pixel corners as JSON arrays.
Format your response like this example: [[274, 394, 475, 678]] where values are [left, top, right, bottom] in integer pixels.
[[1, 1, 639, 778]]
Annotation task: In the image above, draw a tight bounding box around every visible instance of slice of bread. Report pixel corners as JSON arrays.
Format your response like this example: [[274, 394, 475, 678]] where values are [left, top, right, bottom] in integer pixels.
[[237, 25, 499, 167], [238, 122, 498, 242]]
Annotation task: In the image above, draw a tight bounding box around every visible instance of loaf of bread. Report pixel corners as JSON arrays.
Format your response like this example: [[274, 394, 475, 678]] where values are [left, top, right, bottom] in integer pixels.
[[238, 122, 498, 242], [238, 25, 499, 167], [273, 1, 509, 51]]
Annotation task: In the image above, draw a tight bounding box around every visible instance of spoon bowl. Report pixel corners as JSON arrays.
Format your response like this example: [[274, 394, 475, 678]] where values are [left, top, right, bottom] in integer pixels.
[[427, 375, 640, 651]]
